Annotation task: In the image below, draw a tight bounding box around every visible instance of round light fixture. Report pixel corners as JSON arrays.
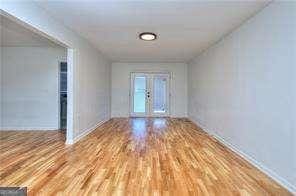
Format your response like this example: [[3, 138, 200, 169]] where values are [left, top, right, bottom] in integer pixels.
[[139, 32, 157, 41]]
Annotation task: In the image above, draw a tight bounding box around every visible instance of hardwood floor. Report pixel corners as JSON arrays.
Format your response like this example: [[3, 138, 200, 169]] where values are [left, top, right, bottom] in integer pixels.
[[0, 118, 291, 195]]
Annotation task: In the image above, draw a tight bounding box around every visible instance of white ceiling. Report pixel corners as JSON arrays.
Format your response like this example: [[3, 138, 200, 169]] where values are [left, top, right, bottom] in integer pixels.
[[36, 1, 270, 62], [0, 15, 61, 47]]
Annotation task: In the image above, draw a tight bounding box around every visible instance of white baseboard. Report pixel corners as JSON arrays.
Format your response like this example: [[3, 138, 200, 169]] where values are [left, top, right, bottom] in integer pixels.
[[65, 138, 74, 145], [0, 127, 59, 131], [66, 117, 110, 145], [188, 116, 296, 194]]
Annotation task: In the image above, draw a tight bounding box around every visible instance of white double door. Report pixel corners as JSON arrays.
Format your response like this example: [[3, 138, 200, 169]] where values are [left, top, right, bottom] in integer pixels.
[[130, 72, 170, 117]]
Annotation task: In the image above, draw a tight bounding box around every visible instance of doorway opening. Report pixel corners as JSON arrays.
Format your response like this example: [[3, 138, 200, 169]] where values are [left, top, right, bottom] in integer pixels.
[[130, 72, 170, 117], [0, 11, 74, 144], [59, 62, 67, 130]]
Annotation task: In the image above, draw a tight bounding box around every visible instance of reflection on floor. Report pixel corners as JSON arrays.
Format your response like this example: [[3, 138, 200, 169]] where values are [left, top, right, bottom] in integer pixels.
[[0, 118, 291, 195]]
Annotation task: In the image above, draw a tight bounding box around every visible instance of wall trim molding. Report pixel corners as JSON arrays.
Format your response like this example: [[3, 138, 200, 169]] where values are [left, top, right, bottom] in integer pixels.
[[0, 127, 59, 131], [188, 116, 295, 194], [66, 117, 110, 145]]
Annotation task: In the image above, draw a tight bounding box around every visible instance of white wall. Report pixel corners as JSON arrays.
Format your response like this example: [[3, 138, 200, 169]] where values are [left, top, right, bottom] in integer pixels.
[[77, 48, 111, 136], [1, 47, 66, 130], [1, 2, 112, 143], [188, 2, 296, 192], [111, 63, 187, 117]]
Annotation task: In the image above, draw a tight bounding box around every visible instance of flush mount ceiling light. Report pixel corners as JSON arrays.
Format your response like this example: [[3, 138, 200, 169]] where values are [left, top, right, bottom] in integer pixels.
[[139, 32, 157, 41]]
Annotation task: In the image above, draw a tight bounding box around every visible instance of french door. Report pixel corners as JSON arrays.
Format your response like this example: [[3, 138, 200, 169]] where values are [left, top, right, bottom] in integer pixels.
[[130, 72, 170, 117]]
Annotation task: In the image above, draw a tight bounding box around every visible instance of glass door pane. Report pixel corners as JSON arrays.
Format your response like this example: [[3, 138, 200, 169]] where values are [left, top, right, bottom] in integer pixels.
[[133, 76, 147, 113], [152, 75, 168, 115]]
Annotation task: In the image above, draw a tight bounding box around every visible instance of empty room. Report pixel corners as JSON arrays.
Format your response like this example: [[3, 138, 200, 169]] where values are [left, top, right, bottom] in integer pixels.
[[0, 1, 295, 195]]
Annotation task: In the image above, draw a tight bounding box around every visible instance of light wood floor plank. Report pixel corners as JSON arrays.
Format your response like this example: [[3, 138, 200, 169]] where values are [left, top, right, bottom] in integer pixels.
[[0, 118, 292, 195]]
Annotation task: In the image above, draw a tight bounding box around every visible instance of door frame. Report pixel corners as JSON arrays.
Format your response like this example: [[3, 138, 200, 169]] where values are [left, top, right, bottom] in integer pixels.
[[129, 71, 171, 117]]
